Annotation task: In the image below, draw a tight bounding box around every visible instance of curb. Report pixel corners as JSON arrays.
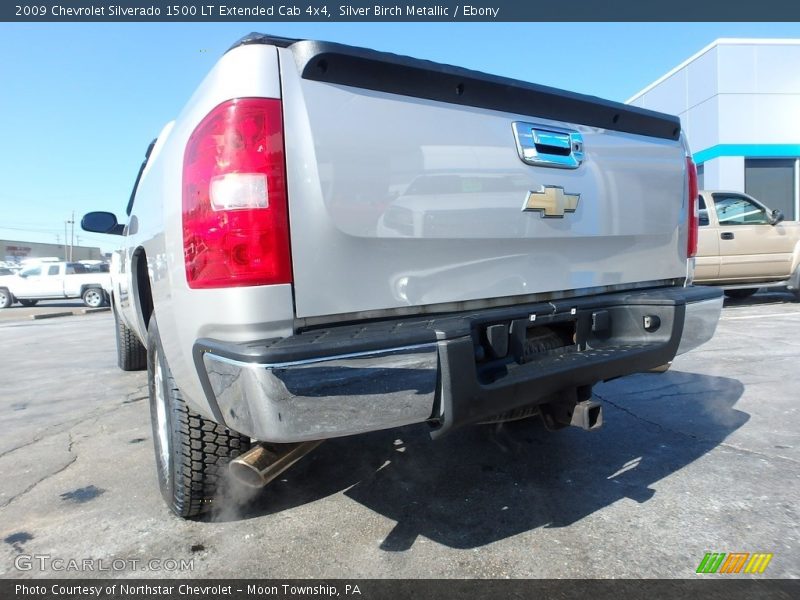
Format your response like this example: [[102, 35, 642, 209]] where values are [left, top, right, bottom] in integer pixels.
[[29, 307, 111, 320], [31, 312, 73, 320]]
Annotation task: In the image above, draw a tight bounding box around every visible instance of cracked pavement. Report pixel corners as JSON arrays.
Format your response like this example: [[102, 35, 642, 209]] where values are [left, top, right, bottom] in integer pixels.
[[0, 292, 798, 579]]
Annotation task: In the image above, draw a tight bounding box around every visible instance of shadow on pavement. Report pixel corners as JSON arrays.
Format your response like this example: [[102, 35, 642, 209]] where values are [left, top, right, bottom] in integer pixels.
[[723, 289, 798, 307], [2, 301, 86, 309], [212, 371, 746, 551]]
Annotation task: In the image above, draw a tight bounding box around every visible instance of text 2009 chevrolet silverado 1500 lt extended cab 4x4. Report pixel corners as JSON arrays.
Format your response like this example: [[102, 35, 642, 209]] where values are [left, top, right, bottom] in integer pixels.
[[82, 33, 723, 518], [694, 189, 800, 299]]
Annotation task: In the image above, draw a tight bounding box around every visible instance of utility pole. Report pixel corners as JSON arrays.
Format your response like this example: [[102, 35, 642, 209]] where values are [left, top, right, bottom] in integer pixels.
[[63, 220, 69, 261], [70, 211, 75, 262]]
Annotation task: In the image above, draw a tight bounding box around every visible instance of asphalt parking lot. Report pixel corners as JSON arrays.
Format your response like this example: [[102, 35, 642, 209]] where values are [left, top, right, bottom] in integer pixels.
[[0, 300, 109, 322], [0, 291, 798, 579]]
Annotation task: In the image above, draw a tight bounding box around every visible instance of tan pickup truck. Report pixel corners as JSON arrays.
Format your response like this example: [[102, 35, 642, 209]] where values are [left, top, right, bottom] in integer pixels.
[[695, 190, 800, 299]]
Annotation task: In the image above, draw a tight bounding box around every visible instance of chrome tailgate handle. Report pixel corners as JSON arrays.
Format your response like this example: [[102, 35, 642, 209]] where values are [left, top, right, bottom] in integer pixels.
[[513, 122, 584, 169]]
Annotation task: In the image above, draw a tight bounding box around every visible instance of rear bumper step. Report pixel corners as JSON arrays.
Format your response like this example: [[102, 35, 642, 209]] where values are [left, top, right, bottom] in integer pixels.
[[195, 286, 722, 442]]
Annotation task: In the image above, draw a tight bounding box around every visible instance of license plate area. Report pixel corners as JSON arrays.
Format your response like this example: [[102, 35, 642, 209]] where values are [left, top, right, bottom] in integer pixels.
[[473, 309, 582, 384], [516, 322, 576, 364]]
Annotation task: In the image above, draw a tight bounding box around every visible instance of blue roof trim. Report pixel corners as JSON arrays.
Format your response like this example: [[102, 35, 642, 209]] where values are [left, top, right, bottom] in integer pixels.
[[694, 144, 800, 164]]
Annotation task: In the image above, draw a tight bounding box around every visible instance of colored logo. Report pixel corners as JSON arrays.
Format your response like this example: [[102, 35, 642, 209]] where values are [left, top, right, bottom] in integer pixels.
[[523, 186, 580, 218], [696, 552, 773, 574]]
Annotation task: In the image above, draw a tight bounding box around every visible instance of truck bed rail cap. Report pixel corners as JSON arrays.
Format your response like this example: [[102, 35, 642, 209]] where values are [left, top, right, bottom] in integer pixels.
[[229, 33, 681, 141]]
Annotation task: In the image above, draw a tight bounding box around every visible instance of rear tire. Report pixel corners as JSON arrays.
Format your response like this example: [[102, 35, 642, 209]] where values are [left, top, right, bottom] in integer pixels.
[[19, 299, 38, 307], [724, 288, 758, 300], [82, 287, 105, 308], [115, 308, 146, 371], [0, 289, 13, 308], [147, 317, 250, 518]]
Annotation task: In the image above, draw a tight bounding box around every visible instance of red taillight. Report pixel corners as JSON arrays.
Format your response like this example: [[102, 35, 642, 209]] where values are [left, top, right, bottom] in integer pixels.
[[686, 157, 699, 258], [182, 98, 292, 289]]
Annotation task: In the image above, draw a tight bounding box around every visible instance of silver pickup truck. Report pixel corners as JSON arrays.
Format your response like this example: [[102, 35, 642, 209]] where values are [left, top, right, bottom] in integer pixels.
[[83, 33, 723, 518]]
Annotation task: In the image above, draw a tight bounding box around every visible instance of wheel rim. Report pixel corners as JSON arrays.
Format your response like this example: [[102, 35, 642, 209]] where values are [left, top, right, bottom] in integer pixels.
[[85, 290, 102, 307], [0, 291, 6, 305], [153, 349, 171, 479]]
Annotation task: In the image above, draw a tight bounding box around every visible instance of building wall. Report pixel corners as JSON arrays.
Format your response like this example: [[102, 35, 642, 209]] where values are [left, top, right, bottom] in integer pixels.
[[628, 40, 800, 220], [1, 239, 103, 264]]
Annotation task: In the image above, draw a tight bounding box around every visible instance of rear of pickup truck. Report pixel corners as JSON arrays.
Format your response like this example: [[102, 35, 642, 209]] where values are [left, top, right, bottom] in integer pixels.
[[95, 34, 723, 517]]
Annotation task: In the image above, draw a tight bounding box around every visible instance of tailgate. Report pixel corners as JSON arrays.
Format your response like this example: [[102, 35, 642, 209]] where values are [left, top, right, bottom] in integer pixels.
[[278, 41, 688, 319]]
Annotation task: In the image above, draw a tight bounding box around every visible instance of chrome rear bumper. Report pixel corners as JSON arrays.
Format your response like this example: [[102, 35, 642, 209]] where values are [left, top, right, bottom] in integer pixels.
[[202, 343, 438, 443], [676, 294, 723, 355], [197, 285, 723, 443]]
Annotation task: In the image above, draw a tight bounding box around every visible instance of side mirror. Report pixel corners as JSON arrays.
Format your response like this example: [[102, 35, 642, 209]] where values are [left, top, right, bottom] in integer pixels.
[[769, 209, 785, 226], [82, 212, 124, 235]]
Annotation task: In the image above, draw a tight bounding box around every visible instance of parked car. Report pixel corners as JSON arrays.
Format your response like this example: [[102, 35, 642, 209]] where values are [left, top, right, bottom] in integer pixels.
[[694, 190, 800, 299], [0, 261, 112, 308], [82, 33, 722, 518]]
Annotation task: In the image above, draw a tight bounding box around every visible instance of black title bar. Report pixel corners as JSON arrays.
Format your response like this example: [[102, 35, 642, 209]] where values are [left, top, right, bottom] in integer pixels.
[[5, 1, 800, 22], [3, 579, 800, 600]]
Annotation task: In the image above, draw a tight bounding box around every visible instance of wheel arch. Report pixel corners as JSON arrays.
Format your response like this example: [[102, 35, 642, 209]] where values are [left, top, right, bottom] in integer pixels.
[[131, 247, 154, 335]]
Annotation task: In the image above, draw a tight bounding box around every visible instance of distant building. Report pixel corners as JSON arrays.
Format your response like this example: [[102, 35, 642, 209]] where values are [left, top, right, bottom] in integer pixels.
[[0, 239, 103, 264], [628, 39, 800, 220]]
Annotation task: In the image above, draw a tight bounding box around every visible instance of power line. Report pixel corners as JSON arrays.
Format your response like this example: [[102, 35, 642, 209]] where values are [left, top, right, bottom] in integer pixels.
[[0, 225, 63, 234], [0, 227, 111, 247]]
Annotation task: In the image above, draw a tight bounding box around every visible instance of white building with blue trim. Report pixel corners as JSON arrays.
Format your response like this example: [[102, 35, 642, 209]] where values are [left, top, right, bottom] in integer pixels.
[[627, 38, 800, 221]]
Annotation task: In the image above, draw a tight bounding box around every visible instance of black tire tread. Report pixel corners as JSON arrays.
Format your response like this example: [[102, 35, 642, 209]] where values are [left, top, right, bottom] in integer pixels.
[[169, 385, 249, 517], [116, 310, 147, 371], [147, 318, 250, 519]]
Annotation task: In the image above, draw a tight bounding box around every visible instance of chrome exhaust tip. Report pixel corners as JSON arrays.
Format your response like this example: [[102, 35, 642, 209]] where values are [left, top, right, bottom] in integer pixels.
[[229, 440, 322, 488]]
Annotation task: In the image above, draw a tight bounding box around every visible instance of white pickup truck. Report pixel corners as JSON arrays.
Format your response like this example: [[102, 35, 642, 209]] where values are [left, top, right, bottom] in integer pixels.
[[82, 33, 723, 518], [0, 261, 111, 308]]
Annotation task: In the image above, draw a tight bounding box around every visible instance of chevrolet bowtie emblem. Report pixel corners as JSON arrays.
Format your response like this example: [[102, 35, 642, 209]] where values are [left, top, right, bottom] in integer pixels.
[[523, 186, 581, 218]]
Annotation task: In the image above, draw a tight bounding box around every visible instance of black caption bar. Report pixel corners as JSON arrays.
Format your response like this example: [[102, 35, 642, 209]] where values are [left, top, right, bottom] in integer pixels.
[[5, 0, 800, 21], [3, 580, 799, 600]]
